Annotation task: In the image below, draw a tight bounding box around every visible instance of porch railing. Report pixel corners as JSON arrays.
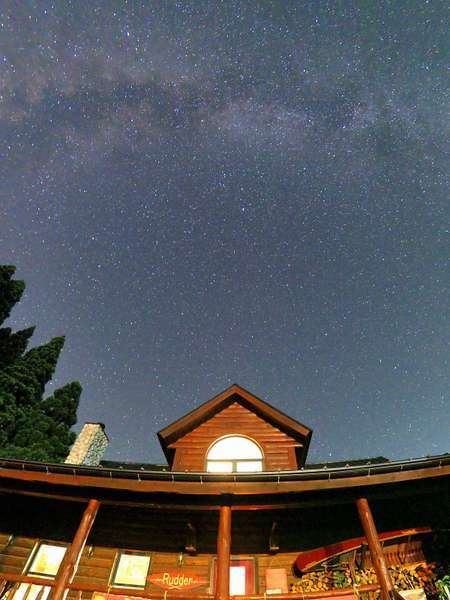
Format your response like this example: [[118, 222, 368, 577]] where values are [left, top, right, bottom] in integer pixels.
[[0, 572, 380, 600]]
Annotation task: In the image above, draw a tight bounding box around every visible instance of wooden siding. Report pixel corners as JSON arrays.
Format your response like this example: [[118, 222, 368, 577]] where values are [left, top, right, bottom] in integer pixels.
[[0, 534, 34, 575], [72, 545, 116, 592], [0, 533, 299, 598], [170, 402, 302, 471], [0, 533, 428, 599]]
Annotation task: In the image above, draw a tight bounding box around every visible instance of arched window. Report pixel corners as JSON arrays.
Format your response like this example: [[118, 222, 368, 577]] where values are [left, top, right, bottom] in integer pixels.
[[206, 436, 263, 473]]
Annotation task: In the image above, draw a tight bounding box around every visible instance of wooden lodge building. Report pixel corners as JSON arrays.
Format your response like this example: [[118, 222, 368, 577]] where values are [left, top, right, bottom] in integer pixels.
[[0, 384, 448, 600]]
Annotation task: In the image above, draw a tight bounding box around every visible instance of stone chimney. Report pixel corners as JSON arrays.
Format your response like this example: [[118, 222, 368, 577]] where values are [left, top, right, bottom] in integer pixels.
[[65, 423, 108, 466]]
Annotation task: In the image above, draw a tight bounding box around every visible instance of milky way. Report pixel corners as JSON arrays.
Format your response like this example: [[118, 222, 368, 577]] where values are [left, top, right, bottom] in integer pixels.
[[1, 2, 448, 464]]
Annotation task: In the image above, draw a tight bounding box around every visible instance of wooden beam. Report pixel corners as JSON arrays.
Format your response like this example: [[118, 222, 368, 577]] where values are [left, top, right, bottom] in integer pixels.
[[0, 574, 57, 587], [51, 498, 100, 600], [356, 498, 401, 600], [0, 463, 447, 497], [0, 573, 380, 600], [215, 505, 231, 600], [0, 479, 440, 512]]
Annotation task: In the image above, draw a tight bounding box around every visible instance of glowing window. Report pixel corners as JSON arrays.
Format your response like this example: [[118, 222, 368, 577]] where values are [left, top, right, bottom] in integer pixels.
[[206, 436, 263, 473], [230, 565, 246, 595], [212, 557, 255, 596], [112, 552, 151, 588], [27, 544, 67, 577], [13, 543, 67, 600], [13, 585, 52, 600]]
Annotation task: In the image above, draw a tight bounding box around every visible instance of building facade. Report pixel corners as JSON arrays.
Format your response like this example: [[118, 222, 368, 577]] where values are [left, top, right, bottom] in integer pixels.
[[0, 385, 448, 600]]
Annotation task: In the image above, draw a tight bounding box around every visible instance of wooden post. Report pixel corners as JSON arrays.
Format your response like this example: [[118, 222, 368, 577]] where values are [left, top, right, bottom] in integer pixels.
[[215, 505, 232, 600], [51, 499, 100, 600], [356, 498, 399, 600]]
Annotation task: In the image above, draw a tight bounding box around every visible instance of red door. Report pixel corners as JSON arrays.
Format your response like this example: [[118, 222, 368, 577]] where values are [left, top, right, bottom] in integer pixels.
[[213, 558, 255, 596]]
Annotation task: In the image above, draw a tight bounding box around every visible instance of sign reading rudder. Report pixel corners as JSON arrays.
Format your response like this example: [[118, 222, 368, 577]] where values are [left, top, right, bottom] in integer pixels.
[[149, 570, 208, 590]]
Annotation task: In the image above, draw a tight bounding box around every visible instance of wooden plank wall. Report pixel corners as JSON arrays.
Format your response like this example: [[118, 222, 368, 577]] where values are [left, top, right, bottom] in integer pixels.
[[363, 540, 425, 568], [170, 402, 301, 471], [0, 531, 300, 597], [257, 552, 299, 592], [0, 533, 116, 600], [0, 533, 34, 575], [0, 532, 427, 598], [72, 545, 116, 595]]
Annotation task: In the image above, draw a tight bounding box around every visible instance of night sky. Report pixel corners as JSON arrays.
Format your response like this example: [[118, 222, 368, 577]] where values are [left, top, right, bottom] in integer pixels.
[[1, 2, 449, 465]]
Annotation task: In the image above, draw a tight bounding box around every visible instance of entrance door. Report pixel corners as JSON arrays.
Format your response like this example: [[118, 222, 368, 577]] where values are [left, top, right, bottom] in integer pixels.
[[213, 558, 255, 596]]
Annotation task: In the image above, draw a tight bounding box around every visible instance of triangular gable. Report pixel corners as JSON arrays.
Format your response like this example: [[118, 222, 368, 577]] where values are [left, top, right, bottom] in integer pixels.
[[157, 384, 312, 470]]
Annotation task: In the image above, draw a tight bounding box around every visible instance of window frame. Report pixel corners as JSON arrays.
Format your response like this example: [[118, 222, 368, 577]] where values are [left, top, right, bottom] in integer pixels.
[[205, 435, 264, 473], [24, 541, 68, 579], [209, 556, 257, 596], [110, 550, 152, 589], [13, 541, 68, 600]]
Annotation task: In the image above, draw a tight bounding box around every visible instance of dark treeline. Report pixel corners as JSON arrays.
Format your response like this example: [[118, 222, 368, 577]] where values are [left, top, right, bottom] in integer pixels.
[[0, 265, 81, 461]]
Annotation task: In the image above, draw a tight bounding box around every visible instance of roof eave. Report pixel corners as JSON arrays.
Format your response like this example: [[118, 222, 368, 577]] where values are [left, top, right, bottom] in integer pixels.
[[157, 384, 313, 457]]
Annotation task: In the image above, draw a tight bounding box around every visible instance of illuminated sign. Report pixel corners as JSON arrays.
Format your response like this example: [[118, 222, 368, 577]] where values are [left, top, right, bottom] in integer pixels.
[[148, 570, 208, 591]]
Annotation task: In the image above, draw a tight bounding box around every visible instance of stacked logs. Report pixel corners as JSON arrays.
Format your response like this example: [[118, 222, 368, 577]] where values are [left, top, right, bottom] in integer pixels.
[[291, 563, 439, 598], [291, 570, 337, 593]]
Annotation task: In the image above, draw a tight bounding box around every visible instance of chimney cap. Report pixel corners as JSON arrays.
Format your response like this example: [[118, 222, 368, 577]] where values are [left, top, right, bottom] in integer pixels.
[[82, 422, 109, 441]]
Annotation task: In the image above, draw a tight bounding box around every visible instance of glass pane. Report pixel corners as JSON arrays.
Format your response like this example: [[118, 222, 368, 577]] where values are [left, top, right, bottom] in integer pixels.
[[29, 544, 67, 576], [114, 553, 150, 587], [230, 566, 246, 595], [14, 584, 51, 600], [236, 460, 263, 472], [207, 461, 233, 473], [207, 436, 262, 460]]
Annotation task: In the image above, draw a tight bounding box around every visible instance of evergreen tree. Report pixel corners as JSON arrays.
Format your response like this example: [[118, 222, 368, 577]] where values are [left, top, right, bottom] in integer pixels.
[[42, 381, 80, 429], [0, 336, 65, 406], [0, 265, 81, 462], [0, 382, 81, 462], [0, 266, 25, 324], [0, 326, 35, 370], [0, 266, 35, 369]]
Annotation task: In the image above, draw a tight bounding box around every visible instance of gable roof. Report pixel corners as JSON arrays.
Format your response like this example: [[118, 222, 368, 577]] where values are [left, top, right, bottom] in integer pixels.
[[157, 384, 313, 468]]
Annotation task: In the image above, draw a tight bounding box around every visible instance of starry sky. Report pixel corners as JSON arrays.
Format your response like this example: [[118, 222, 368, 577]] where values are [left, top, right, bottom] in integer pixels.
[[1, 1, 449, 465]]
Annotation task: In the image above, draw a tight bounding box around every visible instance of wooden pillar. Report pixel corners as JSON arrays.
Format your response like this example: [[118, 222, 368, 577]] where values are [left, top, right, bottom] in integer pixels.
[[356, 498, 398, 600], [52, 499, 100, 600], [215, 505, 232, 600]]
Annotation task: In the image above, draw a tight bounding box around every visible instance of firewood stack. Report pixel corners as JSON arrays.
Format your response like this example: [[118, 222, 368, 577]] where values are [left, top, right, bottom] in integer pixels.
[[291, 562, 440, 598]]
